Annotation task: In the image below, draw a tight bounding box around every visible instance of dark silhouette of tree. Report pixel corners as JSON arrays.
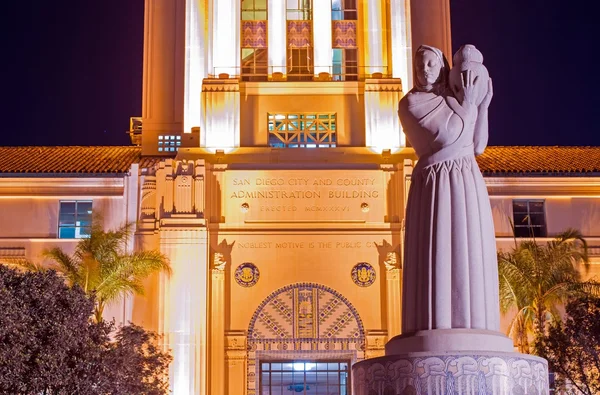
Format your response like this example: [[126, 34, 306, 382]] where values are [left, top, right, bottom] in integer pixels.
[[535, 297, 600, 395], [0, 265, 171, 394]]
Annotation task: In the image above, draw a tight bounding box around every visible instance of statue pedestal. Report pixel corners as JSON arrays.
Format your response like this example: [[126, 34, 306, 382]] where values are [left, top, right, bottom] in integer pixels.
[[352, 329, 549, 394]]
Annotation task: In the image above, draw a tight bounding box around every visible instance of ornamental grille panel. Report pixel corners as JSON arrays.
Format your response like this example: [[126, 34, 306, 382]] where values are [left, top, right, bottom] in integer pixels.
[[268, 113, 337, 148]]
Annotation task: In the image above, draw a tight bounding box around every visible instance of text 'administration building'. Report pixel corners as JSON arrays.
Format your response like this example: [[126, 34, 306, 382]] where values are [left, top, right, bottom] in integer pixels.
[[1, 1, 600, 394]]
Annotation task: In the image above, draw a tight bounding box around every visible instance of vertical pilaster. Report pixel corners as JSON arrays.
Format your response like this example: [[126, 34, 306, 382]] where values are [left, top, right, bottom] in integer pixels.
[[364, 79, 403, 151], [313, 0, 333, 76], [121, 163, 140, 325], [142, 0, 186, 155], [385, 252, 402, 338], [159, 227, 209, 395], [201, 79, 240, 149], [184, 0, 209, 133], [361, 0, 388, 76], [365, 330, 387, 359], [390, 0, 412, 90], [212, 0, 240, 76], [268, 0, 286, 77], [210, 255, 225, 395], [225, 331, 247, 395], [409, 0, 452, 61], [194, 162, 206, 216]]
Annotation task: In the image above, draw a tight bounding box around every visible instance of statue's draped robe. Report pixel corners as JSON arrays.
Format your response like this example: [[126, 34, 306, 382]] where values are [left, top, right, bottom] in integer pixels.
[[399, 90, 499, 333]]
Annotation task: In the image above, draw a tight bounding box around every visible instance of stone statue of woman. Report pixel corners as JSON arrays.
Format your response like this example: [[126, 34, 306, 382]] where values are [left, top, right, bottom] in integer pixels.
[[398, 44, 498, 333]]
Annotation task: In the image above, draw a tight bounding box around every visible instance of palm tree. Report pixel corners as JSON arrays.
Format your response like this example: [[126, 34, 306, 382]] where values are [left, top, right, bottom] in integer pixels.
[[498, 228, 600, 353], [44, 220, 171, 322]]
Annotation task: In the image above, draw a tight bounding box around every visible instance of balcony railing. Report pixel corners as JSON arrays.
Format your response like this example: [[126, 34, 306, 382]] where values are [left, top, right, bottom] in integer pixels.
[[210, 65, 391, 82]]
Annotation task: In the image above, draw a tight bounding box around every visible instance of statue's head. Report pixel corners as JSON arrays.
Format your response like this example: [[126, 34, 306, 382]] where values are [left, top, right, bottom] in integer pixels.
[[449, 44, 490, 105], [414, 45, 450, 94]]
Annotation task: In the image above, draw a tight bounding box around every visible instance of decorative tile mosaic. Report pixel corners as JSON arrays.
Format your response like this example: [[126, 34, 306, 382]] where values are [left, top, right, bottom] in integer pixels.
[[287, 21, 311, 48], [247, 282, 366, 394], [332, 20, 357, 48], [351, 262, 376, 287], [241, 20, 267, 48], [235, 262, 260, 287]]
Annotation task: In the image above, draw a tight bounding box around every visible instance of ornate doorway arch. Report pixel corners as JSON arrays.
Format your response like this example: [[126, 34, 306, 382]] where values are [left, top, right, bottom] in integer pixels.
[[247, 282, 366, 394]]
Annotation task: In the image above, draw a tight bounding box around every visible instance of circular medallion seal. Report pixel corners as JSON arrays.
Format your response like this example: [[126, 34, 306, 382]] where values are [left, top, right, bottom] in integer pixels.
[[235, 262, 260, 287], [351, 262, 376, 287]]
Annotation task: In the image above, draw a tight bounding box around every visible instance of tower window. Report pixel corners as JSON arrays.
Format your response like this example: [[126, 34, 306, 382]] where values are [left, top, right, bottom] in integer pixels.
[[331, 0, 357, 21], [332, 48, 358, 81], [268, 113, 337, 148], [241, 1, 268, 81], [286, 0, 312, 20], [242, 0, 267, 20], [512, 200, 547, 237], [158, 135, 181, 152], [58, 201, 92, 239]]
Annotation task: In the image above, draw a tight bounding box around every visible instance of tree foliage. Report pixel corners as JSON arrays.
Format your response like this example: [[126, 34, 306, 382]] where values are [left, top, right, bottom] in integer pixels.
[[535, 297, 600, 395], [497, 228, 600, 353], [42, 219, 171, 322], [0, 265, 172, 394]]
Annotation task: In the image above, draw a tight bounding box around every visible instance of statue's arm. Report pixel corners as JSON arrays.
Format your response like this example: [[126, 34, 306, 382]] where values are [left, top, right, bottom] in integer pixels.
[[473, 107, 488, 156], [474, 79, 493, 156]]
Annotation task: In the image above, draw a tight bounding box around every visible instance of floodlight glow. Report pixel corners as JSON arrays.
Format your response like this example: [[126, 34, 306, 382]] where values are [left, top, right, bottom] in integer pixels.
[[313, 0, 332, 75]]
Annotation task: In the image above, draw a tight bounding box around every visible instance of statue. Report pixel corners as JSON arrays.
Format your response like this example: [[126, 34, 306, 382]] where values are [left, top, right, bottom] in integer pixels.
[[397, 44, 498, 333], [353, 45, 549, 395]]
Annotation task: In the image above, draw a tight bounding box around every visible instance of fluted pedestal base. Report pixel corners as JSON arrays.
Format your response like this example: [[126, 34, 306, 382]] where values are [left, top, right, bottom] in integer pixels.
[[352, 330, 549, 394]]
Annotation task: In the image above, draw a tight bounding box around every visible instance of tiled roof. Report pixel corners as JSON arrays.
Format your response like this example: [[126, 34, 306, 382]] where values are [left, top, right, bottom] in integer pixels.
[[477, 146, 600, 175], [0, 146, 144, 174], [0, 145, 599, 175]]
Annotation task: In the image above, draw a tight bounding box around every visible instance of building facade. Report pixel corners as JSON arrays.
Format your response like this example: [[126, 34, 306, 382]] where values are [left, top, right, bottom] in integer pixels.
[[1, 1, 600, 395]]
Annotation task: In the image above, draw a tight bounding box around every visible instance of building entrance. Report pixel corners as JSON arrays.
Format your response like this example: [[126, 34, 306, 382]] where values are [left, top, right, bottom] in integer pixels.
[[260, 360, 349, 394], [247, 283, 365, 394]]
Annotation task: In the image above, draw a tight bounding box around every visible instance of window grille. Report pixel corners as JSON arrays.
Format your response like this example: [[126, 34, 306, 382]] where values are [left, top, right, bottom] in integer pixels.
[[268, 113, 337, 148], [260, 360, 349, 395]]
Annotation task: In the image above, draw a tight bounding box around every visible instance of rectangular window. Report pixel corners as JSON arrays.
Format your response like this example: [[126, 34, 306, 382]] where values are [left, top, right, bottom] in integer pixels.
[[241, 1, 268, 81], [260, 360, 349, 395], [286, 0, 312, 20], [242, 0, 267, 20], [287, 47, 313, 81], [59, 201, 92, 239], [242, 48, 268, 82], [332, 48, 358, 81], [268, 113, 337, 148], [513, 200, 547, 237], [158, 135, 181, 152], [331, 0, 357, 21]]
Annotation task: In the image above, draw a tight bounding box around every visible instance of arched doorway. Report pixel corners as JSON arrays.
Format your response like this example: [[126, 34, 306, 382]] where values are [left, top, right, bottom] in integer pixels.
[[247, 283, 365, 394]]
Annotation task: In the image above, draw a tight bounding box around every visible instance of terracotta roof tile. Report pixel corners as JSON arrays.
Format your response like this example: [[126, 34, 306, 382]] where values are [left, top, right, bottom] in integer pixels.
[[0, 146, 144, 174], [477, 146, 600, 175], [0, 146, 599, 176]]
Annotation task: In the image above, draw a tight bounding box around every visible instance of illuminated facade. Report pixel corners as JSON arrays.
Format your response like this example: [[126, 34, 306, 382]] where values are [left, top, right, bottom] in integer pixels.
[[1, 2, 600, 395]]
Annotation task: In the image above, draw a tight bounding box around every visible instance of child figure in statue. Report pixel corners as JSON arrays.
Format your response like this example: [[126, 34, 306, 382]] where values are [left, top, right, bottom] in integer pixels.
[[398, 44, 497, 334]]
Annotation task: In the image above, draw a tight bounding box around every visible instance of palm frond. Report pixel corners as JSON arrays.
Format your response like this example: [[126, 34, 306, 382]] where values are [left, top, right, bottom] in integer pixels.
[[43, 247, 83, 286]]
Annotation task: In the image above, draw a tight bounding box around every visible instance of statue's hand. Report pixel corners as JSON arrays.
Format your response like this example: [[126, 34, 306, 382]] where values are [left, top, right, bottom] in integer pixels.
[[479, 78, 493, 110], [461, 70, 478, 105]]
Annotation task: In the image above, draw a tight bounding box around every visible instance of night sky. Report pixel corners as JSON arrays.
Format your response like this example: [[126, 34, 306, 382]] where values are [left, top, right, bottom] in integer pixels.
[[1, 1, 596, 147]]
